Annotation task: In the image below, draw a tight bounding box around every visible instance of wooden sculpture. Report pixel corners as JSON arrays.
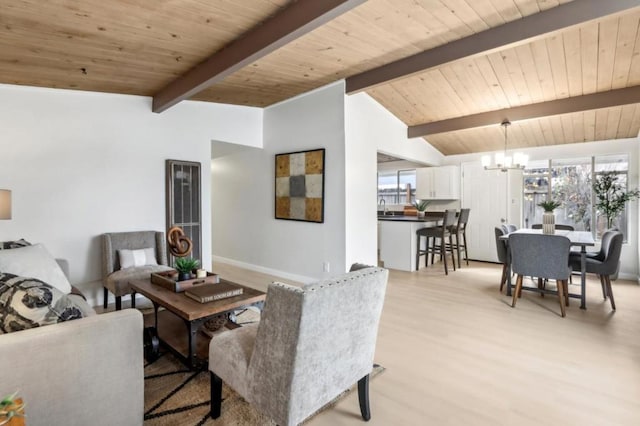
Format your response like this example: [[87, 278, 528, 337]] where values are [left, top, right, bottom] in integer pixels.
[[167, 226, 193, 258]]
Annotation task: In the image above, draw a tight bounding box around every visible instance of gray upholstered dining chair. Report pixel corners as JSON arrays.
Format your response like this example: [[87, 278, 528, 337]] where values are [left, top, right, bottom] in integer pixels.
[[102, 231, 173, 310], [208, 265, 389, 426], [570, 230, 622, 310], [509, 233, 572, 317], [495, 227, 509, 292]]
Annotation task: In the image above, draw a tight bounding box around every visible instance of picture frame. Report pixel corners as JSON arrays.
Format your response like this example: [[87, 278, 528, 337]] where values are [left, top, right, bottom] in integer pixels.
[[274, 148, 325, 223]]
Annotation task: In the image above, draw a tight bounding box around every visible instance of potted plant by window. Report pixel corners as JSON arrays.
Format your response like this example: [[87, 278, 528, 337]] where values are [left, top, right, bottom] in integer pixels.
[[413, 199, 430, 218], [593, 171, 640, 230], [538, 200, 561, 234], [175, 257, 200, 281]]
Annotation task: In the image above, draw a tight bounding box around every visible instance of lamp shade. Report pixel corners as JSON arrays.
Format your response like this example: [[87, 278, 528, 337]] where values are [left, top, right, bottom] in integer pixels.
[[0, 189, 11, 220]]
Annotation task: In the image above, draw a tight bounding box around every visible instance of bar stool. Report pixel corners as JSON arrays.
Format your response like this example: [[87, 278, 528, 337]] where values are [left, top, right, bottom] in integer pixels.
[[448, 208, 470, 268], [416, 210, 457, 275]]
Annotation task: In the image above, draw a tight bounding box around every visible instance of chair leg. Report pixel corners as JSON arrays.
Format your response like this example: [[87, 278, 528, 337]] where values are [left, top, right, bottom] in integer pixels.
[[512, 275, 523, 307], [564, 281, 569, 306], [449, 234, 456, 271], [131, 293, 136, 309], [430, 238, 436, 265], [103, 287, 108, 310], [441, 238, 448, 275], [462, 231, 469, 265], [115, 296, 122, 311], [499, 264, 508, 292], [604, 275, 616, 310], [599, 275, 608, 300], [415, 236, 421, 271], [455, 233, 462, 268], [210, 372, 223, 419], [358, 374, 371, 421], [557, 280, 566, 317]]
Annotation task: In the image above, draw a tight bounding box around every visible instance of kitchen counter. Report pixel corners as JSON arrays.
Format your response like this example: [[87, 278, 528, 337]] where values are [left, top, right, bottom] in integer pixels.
[[378, 214, 442, 271]]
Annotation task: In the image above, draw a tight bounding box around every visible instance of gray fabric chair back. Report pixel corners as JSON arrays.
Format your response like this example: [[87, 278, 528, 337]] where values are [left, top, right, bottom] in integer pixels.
[[247, 267, 388, 426], [593, 228, 619, 261], [592, 231, 623, 276], [495, 227, 508, 264], [102, 231, 167, 275], [509, 233, 571, 280]]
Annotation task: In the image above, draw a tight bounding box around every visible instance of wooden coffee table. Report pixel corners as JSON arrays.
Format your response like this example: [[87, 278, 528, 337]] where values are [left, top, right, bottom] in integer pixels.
[[130, 278, 266, 370]]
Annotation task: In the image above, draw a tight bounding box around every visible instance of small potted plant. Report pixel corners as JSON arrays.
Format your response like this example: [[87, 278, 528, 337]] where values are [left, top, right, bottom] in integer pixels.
[[175, 257, 200, 281], [537, 200, 561, 234], [0, 392, 25, 426], [413, 199, 430, 218]]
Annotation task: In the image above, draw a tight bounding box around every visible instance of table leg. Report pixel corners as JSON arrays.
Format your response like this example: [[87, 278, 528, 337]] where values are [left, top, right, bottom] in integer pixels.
[[580, 247, 587, 309], [185, 318, 205, 370]]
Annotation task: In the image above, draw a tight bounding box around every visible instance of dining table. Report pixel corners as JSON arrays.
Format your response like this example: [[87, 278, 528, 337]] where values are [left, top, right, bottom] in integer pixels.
[[500, 228, 595, 309]]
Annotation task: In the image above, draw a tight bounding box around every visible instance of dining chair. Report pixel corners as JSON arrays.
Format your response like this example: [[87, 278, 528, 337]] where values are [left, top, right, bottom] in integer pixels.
[[508, 233, 572, 317], [494, 227, 509, 292], [570, 230, 622, 310], [448, 208, 470, 268], [531, 224, 575, 231], [416, 210, 457, 275]]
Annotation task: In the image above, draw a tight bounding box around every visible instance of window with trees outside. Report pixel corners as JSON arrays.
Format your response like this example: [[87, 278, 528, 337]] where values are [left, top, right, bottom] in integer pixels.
[[523, 155, 631, 241], [377, 169, 416, 205]]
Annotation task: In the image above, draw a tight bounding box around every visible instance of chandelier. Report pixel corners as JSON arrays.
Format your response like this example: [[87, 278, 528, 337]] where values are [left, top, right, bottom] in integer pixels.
[[481, 120, 528, 172]]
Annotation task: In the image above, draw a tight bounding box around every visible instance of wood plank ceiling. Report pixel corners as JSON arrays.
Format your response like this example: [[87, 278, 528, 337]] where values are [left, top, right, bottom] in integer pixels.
[[2, 0, 640, 155]]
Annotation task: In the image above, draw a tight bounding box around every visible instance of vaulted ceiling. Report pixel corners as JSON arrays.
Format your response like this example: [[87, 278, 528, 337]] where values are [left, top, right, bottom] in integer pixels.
[[3, 0, 640, 155]]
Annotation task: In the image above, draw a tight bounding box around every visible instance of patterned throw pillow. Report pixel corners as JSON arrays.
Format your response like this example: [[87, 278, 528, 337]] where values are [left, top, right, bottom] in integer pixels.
[[0, 272, 94, 334], [0, 239, 32, 250]]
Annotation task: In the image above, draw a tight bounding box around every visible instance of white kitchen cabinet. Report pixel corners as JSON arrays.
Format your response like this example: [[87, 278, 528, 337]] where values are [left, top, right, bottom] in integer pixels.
[[415, 166, 460, 200]]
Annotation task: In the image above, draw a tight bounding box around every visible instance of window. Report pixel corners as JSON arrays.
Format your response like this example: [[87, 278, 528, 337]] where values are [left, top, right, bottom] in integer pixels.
[[166, 160, 202, 264], [377, 169, 416, 205], [523, 155, 631, 241]]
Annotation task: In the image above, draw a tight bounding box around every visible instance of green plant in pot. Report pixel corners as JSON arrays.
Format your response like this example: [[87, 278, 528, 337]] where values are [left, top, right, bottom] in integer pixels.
[[175, 257, 200, 281], [593, 171, 640, 228], [413, 199, 430, 217], [537, 200, 561, 234]]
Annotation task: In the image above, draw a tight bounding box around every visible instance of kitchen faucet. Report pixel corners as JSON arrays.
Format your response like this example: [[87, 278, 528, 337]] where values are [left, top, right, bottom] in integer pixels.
[[379, 198, 387, 213]]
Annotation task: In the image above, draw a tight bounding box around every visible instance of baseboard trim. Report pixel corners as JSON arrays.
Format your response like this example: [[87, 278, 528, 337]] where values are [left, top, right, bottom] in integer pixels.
[[212, 255, 316, 284]]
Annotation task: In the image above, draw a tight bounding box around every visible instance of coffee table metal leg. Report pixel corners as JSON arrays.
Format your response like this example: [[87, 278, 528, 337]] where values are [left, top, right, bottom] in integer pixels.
[[185, 318, 206, 370]]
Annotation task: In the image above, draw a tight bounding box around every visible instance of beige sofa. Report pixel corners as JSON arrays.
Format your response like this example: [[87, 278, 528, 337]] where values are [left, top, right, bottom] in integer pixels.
[[0, 309, 144, 426], [0, 255, 144, 425]]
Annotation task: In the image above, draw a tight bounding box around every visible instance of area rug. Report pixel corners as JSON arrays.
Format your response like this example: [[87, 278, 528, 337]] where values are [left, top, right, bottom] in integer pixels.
[[143, 308, 385, 425]]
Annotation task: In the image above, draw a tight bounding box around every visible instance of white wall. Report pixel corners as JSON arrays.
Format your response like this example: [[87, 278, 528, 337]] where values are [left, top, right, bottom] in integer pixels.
[[0, 84, 262, 306], [443, 138, 640, 279], [212, 82, 347, 281]]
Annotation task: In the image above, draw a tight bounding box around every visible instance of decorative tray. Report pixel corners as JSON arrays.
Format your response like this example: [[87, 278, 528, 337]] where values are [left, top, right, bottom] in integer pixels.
[[150, 270, 220, 293]]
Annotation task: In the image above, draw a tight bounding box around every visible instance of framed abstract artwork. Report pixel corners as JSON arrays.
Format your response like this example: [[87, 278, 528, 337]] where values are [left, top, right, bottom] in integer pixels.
[[275, 148, 325, 223]]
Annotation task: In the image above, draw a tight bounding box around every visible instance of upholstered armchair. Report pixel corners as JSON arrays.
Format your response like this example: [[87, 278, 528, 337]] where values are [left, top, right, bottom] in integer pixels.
[[208, 265, 389, 426], [102, 231, 173, 310]]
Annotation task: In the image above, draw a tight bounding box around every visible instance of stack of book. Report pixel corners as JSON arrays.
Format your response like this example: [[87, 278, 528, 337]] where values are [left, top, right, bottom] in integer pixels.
[[185, 282, 243, 303]]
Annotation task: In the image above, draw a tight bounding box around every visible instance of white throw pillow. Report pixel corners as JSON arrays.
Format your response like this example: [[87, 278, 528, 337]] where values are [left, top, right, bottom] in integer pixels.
[[118, 248, 158, 269], [0, 244, 72, 294]]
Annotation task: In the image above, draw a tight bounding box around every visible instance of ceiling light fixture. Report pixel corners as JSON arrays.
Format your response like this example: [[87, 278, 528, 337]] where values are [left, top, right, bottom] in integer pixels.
[[481, 120, 528, 172]]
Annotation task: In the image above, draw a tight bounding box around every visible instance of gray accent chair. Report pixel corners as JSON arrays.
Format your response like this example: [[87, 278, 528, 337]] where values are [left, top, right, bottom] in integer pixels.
[[570, 230, 623, 310], [208, 265, 389, 426], [102, 231, 173, 310], [509, 233, 572, 317], [494, 227, 509, 292]]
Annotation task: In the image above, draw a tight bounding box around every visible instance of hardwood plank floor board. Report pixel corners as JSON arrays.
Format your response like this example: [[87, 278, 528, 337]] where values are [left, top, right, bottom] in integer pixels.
[[206, 261, 640, 425]]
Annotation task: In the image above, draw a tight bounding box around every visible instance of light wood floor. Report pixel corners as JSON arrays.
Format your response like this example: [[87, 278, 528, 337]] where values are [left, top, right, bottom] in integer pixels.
[[213, 260, 640, 426]]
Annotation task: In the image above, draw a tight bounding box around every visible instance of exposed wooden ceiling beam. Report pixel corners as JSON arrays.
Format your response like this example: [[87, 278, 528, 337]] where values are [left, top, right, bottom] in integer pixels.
[[346, 0, 640, 94], [153, 0, 367, 113], [408, 86, 640, 138]]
